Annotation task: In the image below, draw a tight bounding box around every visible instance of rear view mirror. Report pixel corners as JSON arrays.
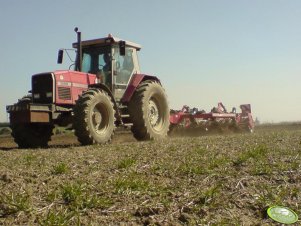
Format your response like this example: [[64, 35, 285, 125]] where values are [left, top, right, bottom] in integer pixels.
[[57, 49, 64, 64], [119, 41, 126, 56]]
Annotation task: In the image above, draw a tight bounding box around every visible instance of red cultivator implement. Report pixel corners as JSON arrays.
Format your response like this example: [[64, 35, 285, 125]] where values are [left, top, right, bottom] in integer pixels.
[[169, 102, 254, 135]]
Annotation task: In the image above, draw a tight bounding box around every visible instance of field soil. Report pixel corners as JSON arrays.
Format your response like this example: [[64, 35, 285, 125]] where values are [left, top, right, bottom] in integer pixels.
[[0, 124, 300, 225]]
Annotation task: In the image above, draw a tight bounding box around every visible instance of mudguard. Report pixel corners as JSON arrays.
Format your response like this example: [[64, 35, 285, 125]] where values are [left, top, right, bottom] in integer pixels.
[[121, 74, 160, 103]]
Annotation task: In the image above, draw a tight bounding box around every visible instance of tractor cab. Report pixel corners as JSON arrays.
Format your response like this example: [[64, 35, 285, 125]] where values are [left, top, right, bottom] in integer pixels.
[[69, 32, 142, 100]]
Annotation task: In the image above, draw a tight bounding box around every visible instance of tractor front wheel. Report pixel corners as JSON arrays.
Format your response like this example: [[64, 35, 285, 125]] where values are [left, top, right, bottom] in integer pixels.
[[128, 80, 170, 140], [73, 88, 115, 145], [11, 123, 54, 148], [9, 95, 54, 148]]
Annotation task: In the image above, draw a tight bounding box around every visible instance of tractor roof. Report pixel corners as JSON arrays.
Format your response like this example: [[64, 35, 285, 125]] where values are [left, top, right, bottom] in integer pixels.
[[73, 34, 142, 50]]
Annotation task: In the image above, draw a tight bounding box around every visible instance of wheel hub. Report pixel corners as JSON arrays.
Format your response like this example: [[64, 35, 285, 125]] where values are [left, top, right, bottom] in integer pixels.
[[149, 99, 159, 127], [92, 109, 103, 132], [93, 112, 102, 125]]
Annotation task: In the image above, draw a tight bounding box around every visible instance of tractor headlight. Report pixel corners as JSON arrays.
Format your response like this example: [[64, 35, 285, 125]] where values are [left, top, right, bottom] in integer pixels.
[[46, 92, 52, 98], [33, 93, 40, 99]]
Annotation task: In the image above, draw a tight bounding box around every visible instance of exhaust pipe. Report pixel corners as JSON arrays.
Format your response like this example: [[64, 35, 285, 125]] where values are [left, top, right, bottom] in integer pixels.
[[74, 27, 82, 71]]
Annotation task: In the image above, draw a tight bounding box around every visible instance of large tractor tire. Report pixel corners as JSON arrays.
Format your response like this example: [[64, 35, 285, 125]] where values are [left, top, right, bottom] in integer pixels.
[[11, 124, 54, 149], [10, 95, 54, 148], [73, 88, 115, 145], [128, 80, 170, 140]]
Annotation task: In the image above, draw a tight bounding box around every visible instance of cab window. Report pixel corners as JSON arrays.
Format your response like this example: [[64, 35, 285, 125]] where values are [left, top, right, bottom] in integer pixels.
[[114, 47, 135, 85]]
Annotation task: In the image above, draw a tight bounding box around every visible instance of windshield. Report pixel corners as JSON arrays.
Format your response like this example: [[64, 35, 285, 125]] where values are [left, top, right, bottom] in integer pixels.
[[81, 46, 111, 74]]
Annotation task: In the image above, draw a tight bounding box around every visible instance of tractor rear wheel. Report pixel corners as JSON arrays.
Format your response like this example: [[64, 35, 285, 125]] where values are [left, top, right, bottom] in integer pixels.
[[73, 88, 115, 145], [9, 95, 54, 148], [128, 80, 170, 140], [11, 123, 54, 148]]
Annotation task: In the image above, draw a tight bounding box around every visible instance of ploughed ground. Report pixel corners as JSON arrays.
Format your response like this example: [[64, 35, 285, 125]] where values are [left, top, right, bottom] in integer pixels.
[[0, 124, 300, 225]]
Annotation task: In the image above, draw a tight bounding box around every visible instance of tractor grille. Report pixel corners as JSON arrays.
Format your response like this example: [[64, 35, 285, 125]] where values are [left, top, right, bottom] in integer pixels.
[[58, 87, 71, 100], [32, 73, 54, 104]]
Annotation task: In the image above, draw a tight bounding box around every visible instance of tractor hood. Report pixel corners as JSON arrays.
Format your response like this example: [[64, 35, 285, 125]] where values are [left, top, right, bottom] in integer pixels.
[[31, 70, 97, 105]]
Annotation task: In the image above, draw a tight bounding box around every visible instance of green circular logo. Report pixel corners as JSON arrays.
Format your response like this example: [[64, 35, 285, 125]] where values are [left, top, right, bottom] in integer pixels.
[[267, 206, 298, 224]]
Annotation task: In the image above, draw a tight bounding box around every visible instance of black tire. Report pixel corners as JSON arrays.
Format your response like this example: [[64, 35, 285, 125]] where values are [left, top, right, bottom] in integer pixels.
[[9, 95, 54, 148], [11, 123, 54, 148], [73, 88, 115, 145], [128, 80, 170, 140]]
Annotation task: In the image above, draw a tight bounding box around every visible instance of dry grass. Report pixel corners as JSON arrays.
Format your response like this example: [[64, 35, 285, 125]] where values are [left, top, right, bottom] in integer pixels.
[[0, 125, 300, 225]]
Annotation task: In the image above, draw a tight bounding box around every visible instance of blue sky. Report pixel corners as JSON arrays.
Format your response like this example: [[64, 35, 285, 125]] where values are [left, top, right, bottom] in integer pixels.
[[0, 0, 301, 122]]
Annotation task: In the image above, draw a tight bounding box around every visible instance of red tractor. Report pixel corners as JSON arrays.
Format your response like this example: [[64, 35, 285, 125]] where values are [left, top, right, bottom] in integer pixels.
[[6, 28, 170, 148]]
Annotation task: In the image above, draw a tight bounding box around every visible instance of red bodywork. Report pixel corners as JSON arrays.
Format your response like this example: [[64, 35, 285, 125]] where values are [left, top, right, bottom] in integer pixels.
[[53, 70, 97, 105], [53, 71, 158, 105], [170, 103, 254, 131], [121, 74, 160, 103]]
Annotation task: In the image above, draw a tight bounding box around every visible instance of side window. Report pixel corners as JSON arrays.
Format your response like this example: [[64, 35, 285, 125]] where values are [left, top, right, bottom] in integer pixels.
[[114, 47, 134, 85], [114, 47, 123, 70], [122, 49, 134, 72], [98, 54, 106, 69]]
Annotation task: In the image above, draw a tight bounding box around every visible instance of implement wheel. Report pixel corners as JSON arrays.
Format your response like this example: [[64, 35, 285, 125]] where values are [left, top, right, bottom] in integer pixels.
[[73, 88, 115, 145], [128, 80, 170, 140]]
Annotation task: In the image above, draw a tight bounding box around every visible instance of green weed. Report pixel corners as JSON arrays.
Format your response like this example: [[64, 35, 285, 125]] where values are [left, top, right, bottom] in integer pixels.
[[39, 209, 75, 226], [167, 145, 178, 152], [233, 145, 269, 166], [59, 182, 113, 210], [253, 184, 288, 208], [24, 154, 37, 166], [117, 157, 136, 169], [82, 195, 113, 209], [250, 162, 273, 176], [179, 163, 207, 175], [195, 184, 222, 208], [192, 147, 207, 155], [45, 190, 58, 203], [208, 156, 230, 170], [52, 162, 69, 175], [216, 218, 242, 225], [114, 175, 150, 193], [60, 183, 84, 205], [0, 192, 31, 216]]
